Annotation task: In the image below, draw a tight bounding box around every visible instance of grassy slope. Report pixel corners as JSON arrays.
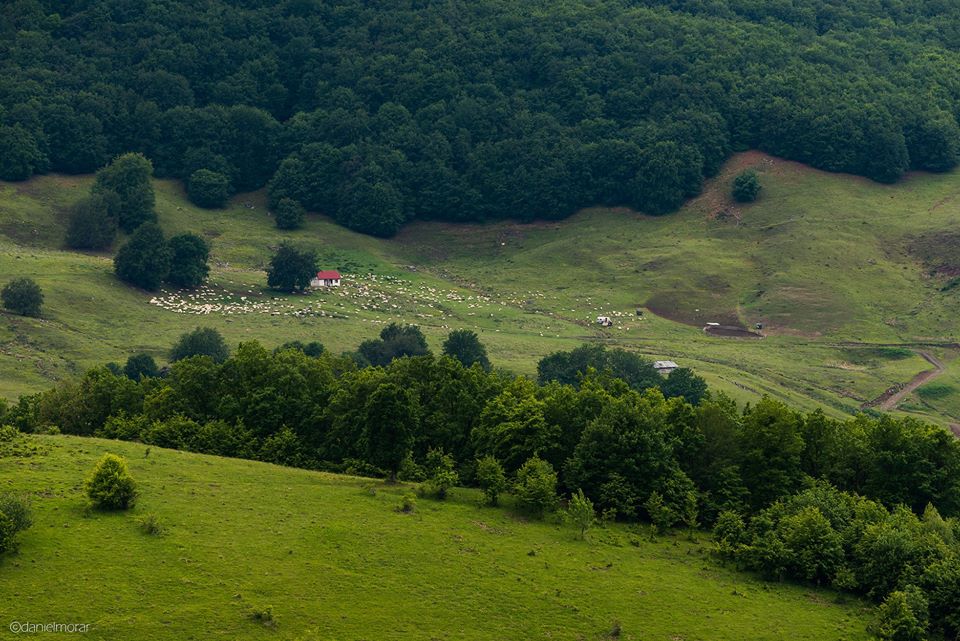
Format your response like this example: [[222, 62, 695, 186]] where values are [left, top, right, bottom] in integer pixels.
[[1, 152, 958, 426], [0, 435, 873, 641]]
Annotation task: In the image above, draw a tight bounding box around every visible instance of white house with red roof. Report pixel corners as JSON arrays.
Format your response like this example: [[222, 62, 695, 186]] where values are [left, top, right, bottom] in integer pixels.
[[310, 270, 342, 287]]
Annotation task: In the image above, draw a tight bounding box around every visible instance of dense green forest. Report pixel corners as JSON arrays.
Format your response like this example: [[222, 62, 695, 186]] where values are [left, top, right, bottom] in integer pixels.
[[3, 0, 960, 234], [4, 330, 960, 638]]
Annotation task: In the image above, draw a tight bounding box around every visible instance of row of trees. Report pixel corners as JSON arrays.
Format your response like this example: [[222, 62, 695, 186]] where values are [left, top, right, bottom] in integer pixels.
[[4, 333, 956, 527], [715, 483, 960, 640], [2, 328, 959, 636], [4, 1, 960, 234]]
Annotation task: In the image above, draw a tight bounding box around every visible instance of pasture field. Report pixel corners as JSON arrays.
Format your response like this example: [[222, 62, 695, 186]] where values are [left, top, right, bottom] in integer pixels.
[[1, 152, 959, 426], [0, 434, 875, 641]]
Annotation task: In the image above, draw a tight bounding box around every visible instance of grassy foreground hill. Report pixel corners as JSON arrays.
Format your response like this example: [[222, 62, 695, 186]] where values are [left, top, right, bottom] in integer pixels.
[[0, 434, 874, 641], [1, 152, 959, 428]]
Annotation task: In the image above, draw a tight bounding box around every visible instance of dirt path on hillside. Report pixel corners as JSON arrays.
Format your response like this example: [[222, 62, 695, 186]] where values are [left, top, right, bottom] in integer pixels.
[[864, 351, 946, 411]]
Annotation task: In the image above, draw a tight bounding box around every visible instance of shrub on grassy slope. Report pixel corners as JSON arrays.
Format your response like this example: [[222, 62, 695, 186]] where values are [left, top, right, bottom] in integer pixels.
[[86, 453, 137, 510], [514, 456, 558, 518], [732, 170, 761, 202], [187, 169, 231, 209], [1, 278, 43, 317], [476, 455, 508, 506], [273, 197, 305, 230], [0, 493, 33, 553]]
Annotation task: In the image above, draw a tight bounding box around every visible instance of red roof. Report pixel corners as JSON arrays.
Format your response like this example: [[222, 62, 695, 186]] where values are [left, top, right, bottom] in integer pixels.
[[316, 270, 341, 279]]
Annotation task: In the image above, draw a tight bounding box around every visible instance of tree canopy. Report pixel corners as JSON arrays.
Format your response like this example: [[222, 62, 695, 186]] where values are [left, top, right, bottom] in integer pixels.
[[4, 0, 960, 234]]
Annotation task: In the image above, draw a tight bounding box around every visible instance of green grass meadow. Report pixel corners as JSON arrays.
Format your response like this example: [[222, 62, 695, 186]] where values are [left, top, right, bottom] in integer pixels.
[[0, 435, 874, 641], [1, 152, 959, 427]]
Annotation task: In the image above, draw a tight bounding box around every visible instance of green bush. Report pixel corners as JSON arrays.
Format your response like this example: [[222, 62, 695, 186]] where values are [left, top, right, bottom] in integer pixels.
[[0, 424, 19, 442], [86, 453, 138, 510], [645, 491, 674, 534], [187, 169, 232, 208], [395, 493, 417, 514], [514, 456, 558, 518], [249, 605, 274, 626], [0, 493, 33, 553], [138, 513, 166, 536], [397, 453, 426, 482], [476, 455, 508, 506], [1, 277, 43, 317], [732, 170, 761, 202], [420, 448, 459, 499], [875, 586, 929, 641], [273, 197, 305, 230]]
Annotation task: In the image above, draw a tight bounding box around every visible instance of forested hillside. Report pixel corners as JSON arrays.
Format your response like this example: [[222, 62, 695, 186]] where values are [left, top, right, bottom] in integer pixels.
[[3, 0, 960, 235]]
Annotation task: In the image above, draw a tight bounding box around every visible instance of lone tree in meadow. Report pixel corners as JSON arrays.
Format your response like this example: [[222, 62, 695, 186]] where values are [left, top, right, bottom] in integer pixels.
[[93, 153, 156, 233], [1, 278, 43, 317], [442, 329, 491, 371], [267, 242, 317, 292], [170, 327, 230, 364], [65, 191, 120, 250], [86, 453, 138, 510], [187, 169, 231, 209], [114, 222, 171, 290], [273, 197, 305, 230], [564, 489, 596, 540], [363, 382, 418, 482], [732, 170, 761, 203], [166, 233, 210, 288]]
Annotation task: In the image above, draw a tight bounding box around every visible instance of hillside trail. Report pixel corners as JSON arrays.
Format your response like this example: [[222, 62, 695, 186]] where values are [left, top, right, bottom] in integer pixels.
[[870, 350, 945, 411]]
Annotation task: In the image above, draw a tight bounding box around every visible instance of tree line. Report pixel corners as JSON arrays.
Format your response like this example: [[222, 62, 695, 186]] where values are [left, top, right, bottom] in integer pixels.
[[3, 0, 960, 235], [2, 328, 959, 637]]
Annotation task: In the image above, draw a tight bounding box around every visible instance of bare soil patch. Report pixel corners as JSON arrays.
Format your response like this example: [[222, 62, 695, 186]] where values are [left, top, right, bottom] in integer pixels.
[[646, 292, 741, 328], [704, 325, 763, 339], [908, 232, 960, 277]]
